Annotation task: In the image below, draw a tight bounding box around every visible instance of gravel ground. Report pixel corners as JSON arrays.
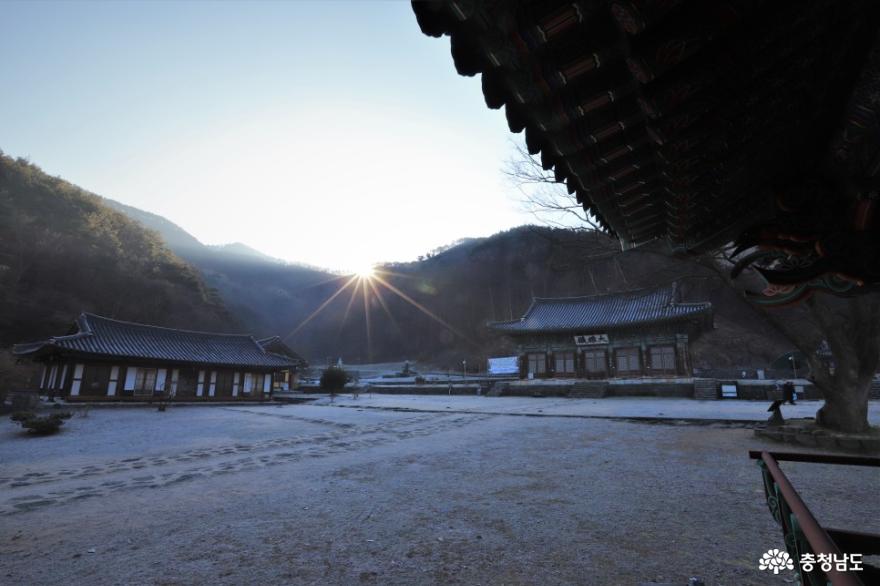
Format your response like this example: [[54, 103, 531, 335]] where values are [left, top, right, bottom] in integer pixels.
[[0, 400, 877, 585]]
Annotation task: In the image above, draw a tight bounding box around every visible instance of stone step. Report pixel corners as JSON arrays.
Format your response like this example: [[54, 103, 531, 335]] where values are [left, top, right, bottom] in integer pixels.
[[693, 379, 718, 400], [569, 381, 607, 398]]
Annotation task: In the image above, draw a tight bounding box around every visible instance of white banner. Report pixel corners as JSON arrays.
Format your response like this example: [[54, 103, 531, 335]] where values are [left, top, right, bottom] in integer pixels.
[[488, 356, 518, 375]]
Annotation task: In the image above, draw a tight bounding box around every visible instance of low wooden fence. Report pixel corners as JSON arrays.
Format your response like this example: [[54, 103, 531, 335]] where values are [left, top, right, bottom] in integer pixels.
[[749, 451, 880, 585]]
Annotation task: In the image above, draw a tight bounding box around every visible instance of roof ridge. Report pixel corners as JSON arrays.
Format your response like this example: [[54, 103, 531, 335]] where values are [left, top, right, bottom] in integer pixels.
[[266, 350, 305, 364], [82, 312, 250, 338], [247, 335, 267, 355], [40, 313, 94, 344], [531, 283, 674, 303], [486, 318, 524, 326], [674, 300, 712, 307]]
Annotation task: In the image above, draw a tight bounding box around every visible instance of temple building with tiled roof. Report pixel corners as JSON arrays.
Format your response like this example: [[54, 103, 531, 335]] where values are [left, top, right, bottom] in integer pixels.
[[489, 283, 712, 379], [13, 313, 306, 401]]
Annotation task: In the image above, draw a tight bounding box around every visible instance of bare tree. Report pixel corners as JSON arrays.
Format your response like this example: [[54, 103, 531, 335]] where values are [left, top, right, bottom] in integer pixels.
[[504, 142, 879, 433], [503, 141, 601, 231], [698, 253, 880, 433]]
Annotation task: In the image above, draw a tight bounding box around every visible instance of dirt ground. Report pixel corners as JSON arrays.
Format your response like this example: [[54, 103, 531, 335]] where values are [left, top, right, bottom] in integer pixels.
[[1, 399, 877, 585]]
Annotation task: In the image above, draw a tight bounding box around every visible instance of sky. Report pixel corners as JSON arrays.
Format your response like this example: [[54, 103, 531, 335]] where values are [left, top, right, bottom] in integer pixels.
[[0, 1, 534, 273]]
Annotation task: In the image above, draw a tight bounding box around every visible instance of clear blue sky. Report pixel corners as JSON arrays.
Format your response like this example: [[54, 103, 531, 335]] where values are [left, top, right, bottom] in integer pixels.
[[1, 0, 532, 272]]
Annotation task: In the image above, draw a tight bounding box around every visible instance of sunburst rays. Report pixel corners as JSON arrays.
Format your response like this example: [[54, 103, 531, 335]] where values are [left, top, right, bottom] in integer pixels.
[[283, 266, 476, 356], [283, 275, 357, 341]]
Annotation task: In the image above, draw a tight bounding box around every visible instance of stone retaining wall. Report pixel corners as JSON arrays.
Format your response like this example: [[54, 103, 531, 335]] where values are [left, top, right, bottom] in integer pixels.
[[362, 385, 481, 396], [605, 383, 693, 398], [755, 425, 880, 453], [349, 379, 880, 402], [502, 384, 571, 397]]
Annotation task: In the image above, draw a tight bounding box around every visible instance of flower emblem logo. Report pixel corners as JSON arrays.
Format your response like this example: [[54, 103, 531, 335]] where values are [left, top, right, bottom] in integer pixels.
[[759, 549, 794, 574]]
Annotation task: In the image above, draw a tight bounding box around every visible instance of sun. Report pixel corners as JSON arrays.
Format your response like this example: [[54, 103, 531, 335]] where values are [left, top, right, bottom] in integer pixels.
[[354, 264, 376, 279]]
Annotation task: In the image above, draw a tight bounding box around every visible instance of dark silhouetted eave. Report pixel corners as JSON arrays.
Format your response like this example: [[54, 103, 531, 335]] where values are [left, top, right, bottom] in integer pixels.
[[413, 0, 880, 252]]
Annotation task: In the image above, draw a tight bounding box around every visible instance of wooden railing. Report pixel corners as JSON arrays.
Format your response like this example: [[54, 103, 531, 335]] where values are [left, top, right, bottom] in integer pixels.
[[749, 451, 880, 586]]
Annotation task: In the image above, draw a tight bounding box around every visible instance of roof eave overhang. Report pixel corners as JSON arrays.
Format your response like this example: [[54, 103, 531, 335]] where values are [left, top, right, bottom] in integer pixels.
[[16, 349, 297, 370]]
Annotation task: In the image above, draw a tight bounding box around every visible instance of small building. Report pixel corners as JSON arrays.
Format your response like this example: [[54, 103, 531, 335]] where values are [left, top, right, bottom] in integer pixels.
[[489, 284, 712, 380], [12, 313, 306, 401]]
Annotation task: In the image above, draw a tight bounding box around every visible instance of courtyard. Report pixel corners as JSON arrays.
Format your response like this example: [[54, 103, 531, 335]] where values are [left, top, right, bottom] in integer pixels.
[[1, 397, 878, 585]]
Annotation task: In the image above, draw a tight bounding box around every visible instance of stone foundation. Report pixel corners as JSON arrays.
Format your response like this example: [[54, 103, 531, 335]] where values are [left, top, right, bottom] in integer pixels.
[[606, 383, 693, 398], [362, 384, 481, 396], [755, 424, 880, 454]]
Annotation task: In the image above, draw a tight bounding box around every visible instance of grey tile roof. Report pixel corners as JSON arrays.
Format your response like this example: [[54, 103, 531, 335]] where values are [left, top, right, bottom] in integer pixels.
[[13, 313, 300, 368], [256, 336, 308, 367], [489, 284, 711, 334]]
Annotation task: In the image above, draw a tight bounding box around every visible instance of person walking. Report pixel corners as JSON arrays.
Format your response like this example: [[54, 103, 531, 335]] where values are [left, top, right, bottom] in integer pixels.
[[783, 380, 797, 405]]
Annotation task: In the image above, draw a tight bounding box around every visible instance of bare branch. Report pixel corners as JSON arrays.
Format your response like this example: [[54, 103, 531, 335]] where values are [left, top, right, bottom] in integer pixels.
[[503, 139, 601, 232]]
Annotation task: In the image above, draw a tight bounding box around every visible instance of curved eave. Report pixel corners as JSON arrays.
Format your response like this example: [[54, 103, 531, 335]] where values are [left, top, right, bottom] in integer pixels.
[[11, 341, 54, 356], [15, 346, 299, 369]]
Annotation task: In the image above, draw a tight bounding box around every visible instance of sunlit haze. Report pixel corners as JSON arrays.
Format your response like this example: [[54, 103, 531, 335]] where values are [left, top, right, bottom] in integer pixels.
[[0, 1, 531, 272]]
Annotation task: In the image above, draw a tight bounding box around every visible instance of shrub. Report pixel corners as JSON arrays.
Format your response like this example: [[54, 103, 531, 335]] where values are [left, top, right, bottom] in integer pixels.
[[320, 367, 349, 393], [11, 411, 72, 435]]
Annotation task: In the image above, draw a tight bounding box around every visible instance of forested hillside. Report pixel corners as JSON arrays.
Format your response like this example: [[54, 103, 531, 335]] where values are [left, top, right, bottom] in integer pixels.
[[0, 153, 234, 366]]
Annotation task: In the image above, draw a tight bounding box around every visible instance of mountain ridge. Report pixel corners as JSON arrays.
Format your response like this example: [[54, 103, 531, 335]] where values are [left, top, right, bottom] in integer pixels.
[[2, 154, 795, 375], [101, 198, 338, 274]]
